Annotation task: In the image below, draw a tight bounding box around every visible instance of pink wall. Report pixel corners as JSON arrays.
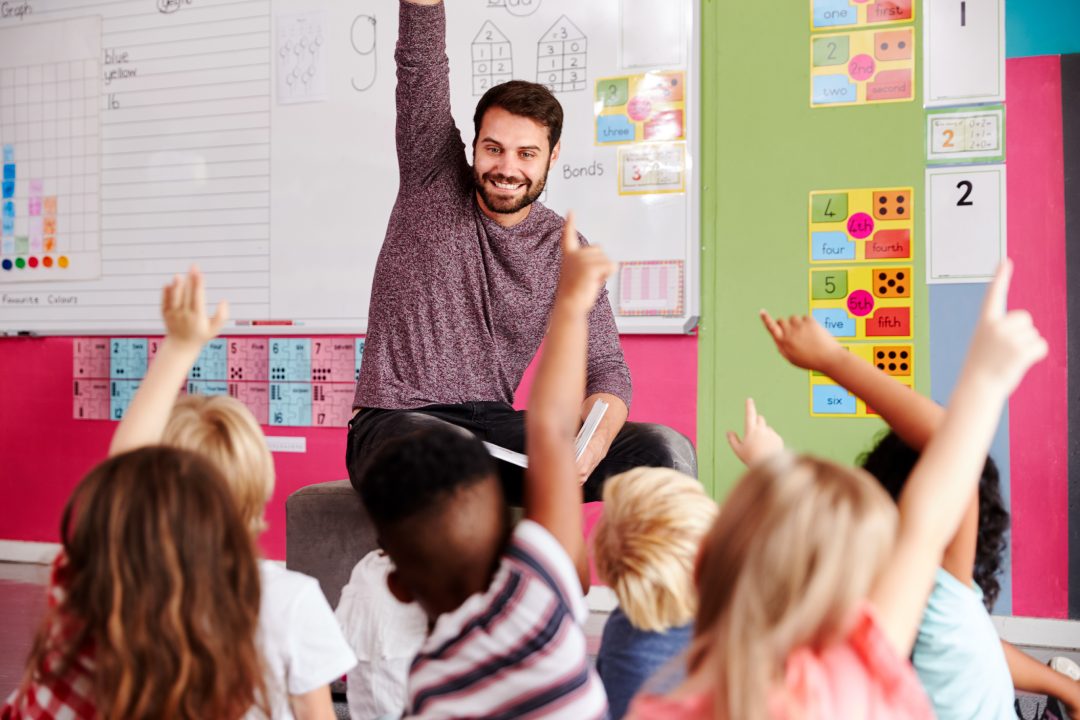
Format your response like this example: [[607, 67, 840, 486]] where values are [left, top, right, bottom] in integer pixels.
[[1005, 56, 1070, 618], [0, 333, 698, 560]]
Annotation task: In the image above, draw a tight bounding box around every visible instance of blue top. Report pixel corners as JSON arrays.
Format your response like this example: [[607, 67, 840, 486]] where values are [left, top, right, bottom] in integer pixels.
[[913, 568, 1015, 720], [595, 606, 692, 720]]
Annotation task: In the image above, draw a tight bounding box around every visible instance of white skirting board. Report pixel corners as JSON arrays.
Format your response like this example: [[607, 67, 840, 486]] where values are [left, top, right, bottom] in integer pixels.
[[1, 538, 1075, 650], [993, 615, 1080, 651], [586, 585, 618, 613], [0, 540, 61, 565]]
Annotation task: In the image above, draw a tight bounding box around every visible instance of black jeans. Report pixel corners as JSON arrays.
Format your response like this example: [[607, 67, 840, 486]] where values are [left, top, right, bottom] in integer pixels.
[[346, 401, 697, 503]]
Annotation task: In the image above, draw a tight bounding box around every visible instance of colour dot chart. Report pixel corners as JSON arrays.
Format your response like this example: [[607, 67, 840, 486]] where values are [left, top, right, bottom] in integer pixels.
[[73, 336, 366, 427], [0, 17, 101, 282], [807, 187, 916, 417]]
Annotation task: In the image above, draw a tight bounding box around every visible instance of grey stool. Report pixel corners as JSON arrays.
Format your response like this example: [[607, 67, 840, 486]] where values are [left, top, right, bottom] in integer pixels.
[[285, 479, 378, 609]]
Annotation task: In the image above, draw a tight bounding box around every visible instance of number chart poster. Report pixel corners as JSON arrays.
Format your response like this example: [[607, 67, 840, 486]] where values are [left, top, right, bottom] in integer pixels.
[[74, 336, 365, 428], [807, 187, 916, 417], [808, 187, 914, 263], [594, 70, 685, 145], [811, 342, 914, 416], [811, 26, 915, 107]]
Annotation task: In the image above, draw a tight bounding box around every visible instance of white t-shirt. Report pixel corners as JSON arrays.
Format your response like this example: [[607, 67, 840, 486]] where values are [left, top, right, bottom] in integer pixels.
[[405, 520, 608, 719], [250, 560, 358, 719], [335, 550, 428, 720]]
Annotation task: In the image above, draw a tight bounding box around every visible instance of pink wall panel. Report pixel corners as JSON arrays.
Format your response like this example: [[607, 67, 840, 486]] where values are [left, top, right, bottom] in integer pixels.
[[0, 334, 699, 561], [1005, 56, 1070, 618]]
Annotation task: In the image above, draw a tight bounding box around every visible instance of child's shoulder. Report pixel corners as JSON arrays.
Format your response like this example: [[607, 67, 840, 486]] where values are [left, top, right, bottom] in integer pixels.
[[781, 605, 933, 719], [420, 521, 585, 652], [505, 520, 587, 615], [257, 560, 329, 618]]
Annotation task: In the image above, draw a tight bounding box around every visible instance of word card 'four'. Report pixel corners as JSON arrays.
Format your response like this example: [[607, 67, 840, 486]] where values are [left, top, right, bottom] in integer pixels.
[[809, 187, 914, 263], [189, 339, 227, 382], [811, 344, 914, 417], [811, 27, 914, 106]]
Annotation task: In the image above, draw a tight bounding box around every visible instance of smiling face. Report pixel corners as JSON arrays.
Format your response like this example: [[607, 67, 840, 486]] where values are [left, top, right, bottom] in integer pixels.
[[472, 106, 560, 224]]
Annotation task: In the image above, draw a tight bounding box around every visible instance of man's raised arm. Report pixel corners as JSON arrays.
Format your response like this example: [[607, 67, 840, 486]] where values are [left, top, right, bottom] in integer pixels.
[[395, 0, 467, 186]]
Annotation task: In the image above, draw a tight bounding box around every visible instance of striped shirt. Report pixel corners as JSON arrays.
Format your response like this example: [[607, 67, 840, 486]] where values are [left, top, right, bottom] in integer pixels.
[[405, 520, 608, 719]]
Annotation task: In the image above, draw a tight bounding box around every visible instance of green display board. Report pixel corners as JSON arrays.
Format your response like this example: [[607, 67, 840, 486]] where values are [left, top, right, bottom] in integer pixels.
[[697, 0, 928, 497]]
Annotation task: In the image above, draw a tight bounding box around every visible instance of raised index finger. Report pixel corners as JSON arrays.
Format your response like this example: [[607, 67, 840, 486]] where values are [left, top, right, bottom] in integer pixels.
[[561, 211, 578, 255], [980, 258, 1013, 320], [760, 309, 783, 342]]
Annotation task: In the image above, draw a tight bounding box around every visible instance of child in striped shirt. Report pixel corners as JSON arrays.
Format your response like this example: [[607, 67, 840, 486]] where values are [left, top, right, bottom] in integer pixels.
[[356, 214, 610, 719]]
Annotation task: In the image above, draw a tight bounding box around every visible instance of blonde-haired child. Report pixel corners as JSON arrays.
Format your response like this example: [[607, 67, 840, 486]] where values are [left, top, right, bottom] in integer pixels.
[[163, 394, 275, 533], [628, 260, 1048, 720], [760, 299, 1080, 719], [592, 467, 718, 719], [108, 268, 356, 720]]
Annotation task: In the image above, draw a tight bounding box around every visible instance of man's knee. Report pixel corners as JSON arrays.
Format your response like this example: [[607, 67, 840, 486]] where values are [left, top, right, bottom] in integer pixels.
[[347, 411, 472, 491], [624, 423, 698, 478]]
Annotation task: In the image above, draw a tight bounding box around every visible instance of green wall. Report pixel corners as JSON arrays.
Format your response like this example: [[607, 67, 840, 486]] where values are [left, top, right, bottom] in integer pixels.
[[698, 1, 929, 496]]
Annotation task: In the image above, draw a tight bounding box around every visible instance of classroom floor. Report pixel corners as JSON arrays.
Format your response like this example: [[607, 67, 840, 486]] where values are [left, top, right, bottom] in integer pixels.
[[1, 560, 1078, 714]]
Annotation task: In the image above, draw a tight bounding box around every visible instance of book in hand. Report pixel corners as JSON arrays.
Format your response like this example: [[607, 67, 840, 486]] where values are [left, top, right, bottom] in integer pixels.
[[483, 400, 609, 469]]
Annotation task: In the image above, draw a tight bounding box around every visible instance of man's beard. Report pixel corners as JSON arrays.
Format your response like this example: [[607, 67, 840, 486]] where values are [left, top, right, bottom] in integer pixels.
[[473, 167, 549, 215]]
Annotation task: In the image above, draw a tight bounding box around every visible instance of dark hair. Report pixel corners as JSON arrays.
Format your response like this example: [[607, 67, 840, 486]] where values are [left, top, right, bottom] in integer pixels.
[[359, 426, 498, 525], [19, 446, 267, 720], [858, 431, 1010, 610], [473, 80, 564, 151]]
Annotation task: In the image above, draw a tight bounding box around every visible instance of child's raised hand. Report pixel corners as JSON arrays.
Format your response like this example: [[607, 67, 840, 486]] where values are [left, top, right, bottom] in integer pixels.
[[760, 310, 845, 373], [161, 267, 229, 348], [554, 212, 615, 315], [963, 259, 1047, 394], [726, 398, 784, 467]]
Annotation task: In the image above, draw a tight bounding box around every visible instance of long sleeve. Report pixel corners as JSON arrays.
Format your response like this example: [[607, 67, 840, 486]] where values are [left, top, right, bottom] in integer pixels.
[[395, 2, 469, 189]]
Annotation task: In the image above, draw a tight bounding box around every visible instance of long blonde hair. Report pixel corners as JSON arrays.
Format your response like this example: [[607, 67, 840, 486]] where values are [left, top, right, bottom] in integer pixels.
[[690, 453, 897, 720], [593, 468, 718, 631], [163, 394, 274, 535]]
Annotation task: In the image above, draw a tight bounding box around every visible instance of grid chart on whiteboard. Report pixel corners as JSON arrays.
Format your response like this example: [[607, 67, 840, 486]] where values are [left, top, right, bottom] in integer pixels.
[[0, 18, 102, 282], [0, 1, 272, 328]]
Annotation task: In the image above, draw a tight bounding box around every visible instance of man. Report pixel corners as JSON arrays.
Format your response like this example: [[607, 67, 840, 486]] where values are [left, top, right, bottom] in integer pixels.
[[348, 0, 696, 502]]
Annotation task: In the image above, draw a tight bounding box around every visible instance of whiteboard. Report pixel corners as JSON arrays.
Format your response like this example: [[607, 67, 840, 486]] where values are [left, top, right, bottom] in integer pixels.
[[0, 0, 698, 334]]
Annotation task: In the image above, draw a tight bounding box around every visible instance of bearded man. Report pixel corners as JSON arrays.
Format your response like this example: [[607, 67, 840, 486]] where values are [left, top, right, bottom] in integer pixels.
[[347, 0, 696, 503]]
